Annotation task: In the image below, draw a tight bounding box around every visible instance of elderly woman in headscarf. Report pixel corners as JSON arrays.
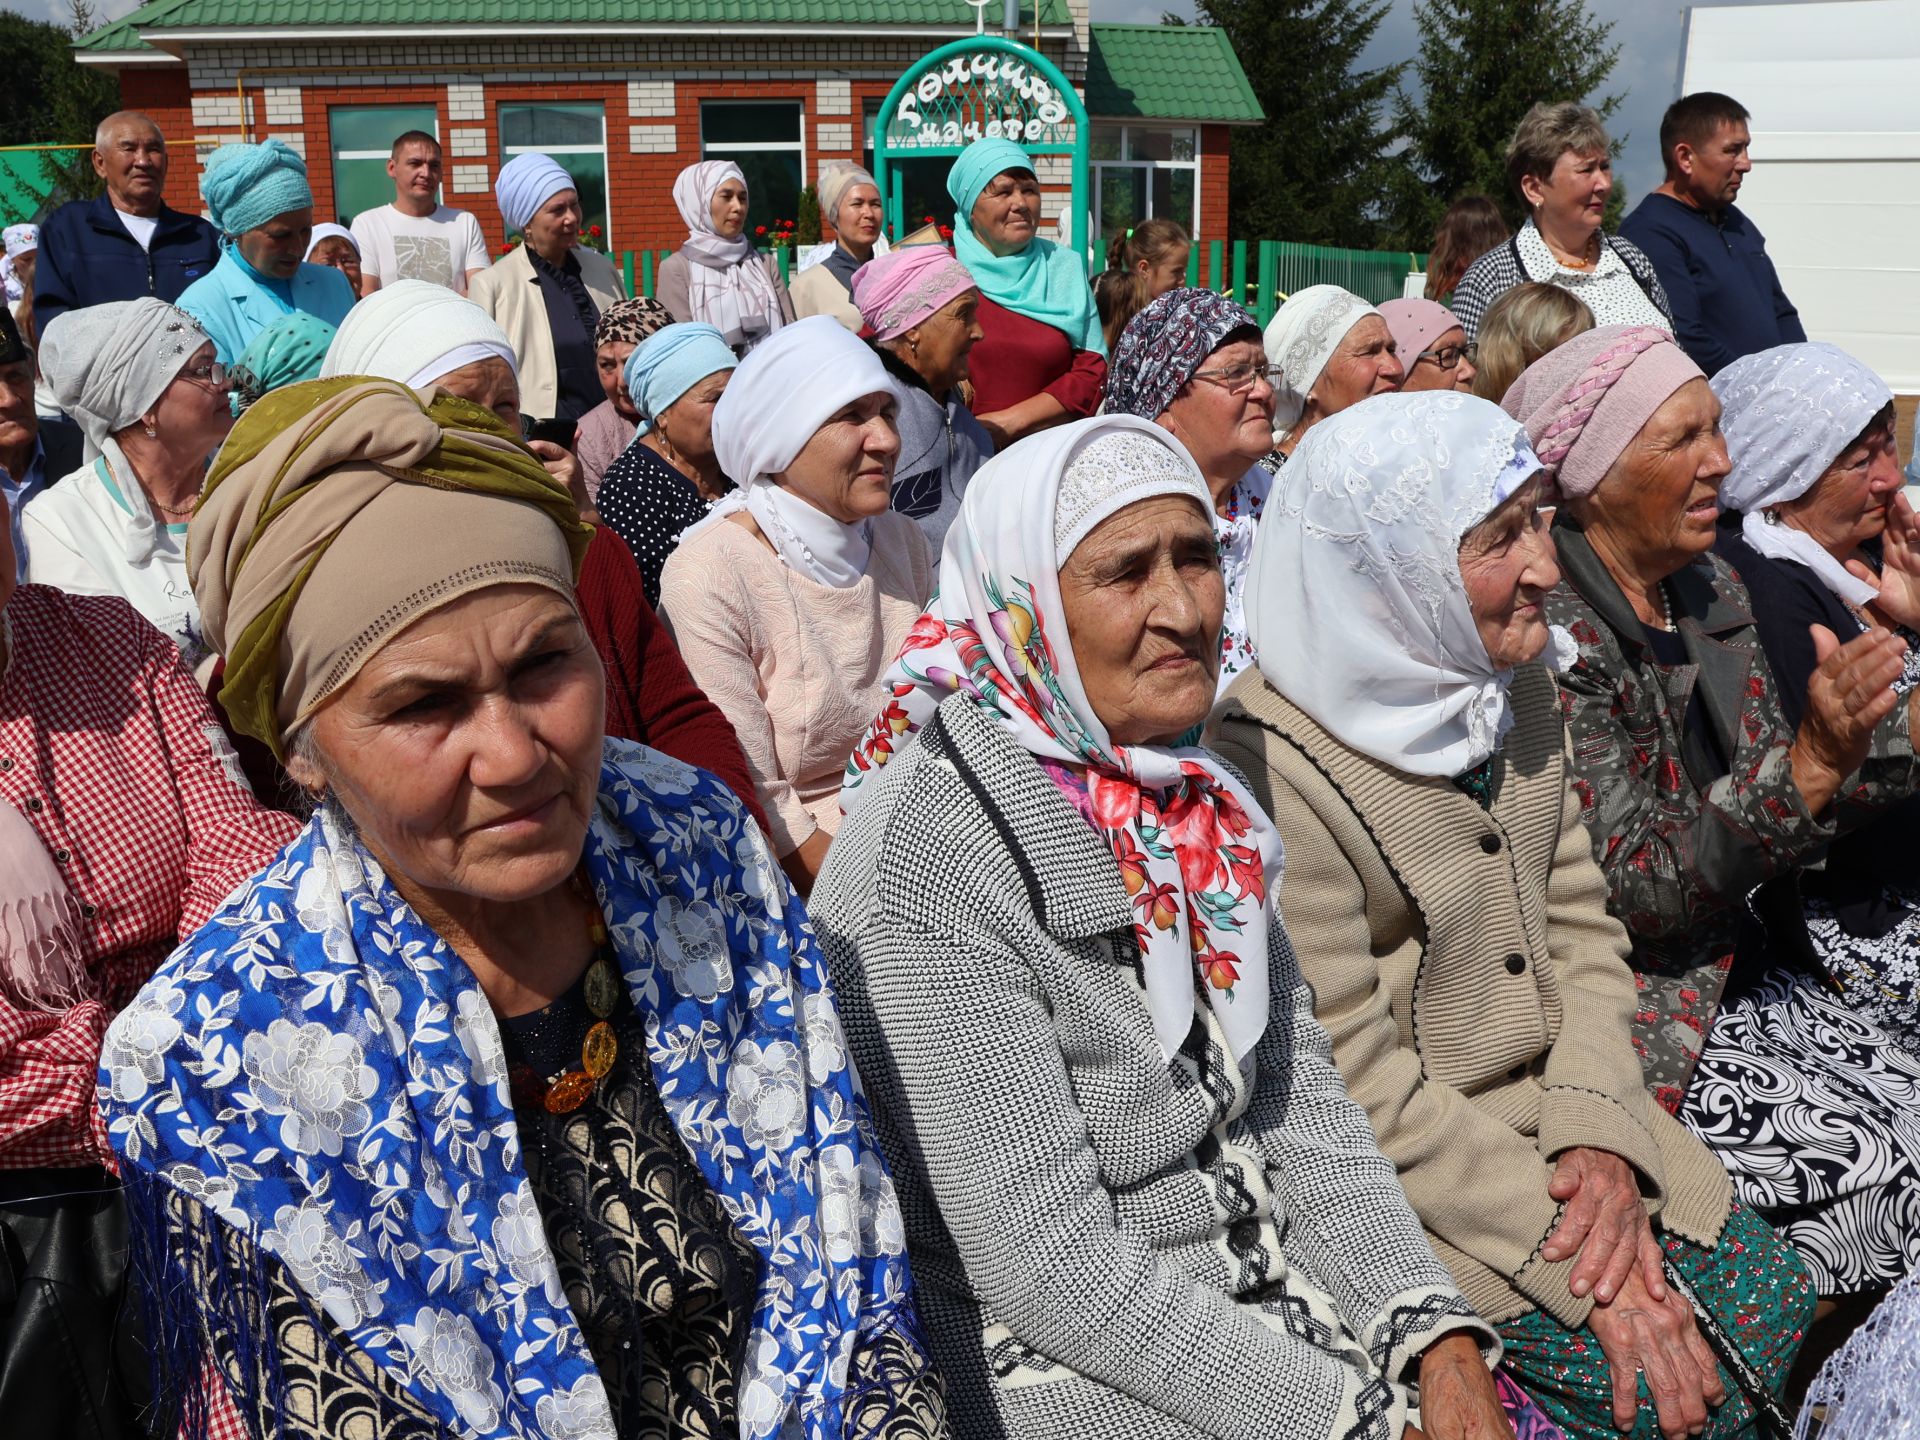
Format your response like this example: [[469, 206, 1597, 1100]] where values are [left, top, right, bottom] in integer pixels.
[[1262, 284, 1403, 464], [99, 376, 948, 1440], [821, 413, 1558, 1440], [26, 299, 234, 671], [321, 279, 767, 828], [658, 160, 794, 354], [1107, 287, 1277, 693], [657, 316, 930, 895], [791, 160, 889, 332], [851, 245, 989, 562], [1503, 324, 1920, 1306], [0, 473, 297, 1436], [175, 141, 355, 366], [469, 152, 626, 428], [596, 321, 738, 606], [4, 223, 37, 345], [575, 295, 672, 503], [1709, 343, 1920, 1054], [227, 311, 335, 415], [301, 221, 362, 295], [945, 137, 1106, 447], [1210, 390, 1813, 1440], [1380, 298, 1478, 394]]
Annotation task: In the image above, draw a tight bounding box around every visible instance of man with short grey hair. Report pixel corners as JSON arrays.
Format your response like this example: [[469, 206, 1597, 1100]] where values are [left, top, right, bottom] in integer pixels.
[[32, 110, 220, 330]]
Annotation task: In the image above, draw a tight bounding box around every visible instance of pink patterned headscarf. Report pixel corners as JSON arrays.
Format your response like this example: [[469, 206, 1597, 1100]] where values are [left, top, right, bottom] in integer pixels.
[[851, 246, 977, 341], [1498, 324, 1703, 498]]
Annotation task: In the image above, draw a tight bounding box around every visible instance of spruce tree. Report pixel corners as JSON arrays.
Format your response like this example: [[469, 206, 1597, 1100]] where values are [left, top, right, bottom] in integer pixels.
[[1191, 0, 1404, 249], [1384, 0, 1624, 250]]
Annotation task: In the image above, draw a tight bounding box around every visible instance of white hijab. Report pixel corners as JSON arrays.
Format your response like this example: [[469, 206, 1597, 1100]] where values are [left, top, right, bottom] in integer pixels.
[[691, 315, 898, 588], [1261, 284, 1381, 443], [672, 160, 786, 352], [1712, 341, 1894, 610], [1246, 390, 1547, 777]]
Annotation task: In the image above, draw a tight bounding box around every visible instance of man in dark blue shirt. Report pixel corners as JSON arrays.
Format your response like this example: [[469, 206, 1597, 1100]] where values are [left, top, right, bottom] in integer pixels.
[[32, 111, 220, 332], [1621, 92, 1805, 376]]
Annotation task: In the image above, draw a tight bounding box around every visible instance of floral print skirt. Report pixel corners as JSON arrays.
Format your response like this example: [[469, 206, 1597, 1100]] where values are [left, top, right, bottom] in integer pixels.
[[1497, 1203, 1813, 1440]]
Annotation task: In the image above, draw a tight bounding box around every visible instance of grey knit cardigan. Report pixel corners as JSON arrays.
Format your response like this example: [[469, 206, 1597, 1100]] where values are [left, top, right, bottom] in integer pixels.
[[811, 694, 1497, 1440]]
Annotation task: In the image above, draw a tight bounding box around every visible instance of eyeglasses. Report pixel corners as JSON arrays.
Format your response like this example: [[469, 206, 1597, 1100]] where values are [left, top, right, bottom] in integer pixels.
[[1188, 361, 1281, 393], [1415, 343, 1477, 371], [180, 359, 231, 391]]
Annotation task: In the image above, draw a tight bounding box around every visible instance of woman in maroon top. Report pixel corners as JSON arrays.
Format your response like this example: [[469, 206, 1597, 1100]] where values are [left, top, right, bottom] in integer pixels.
[[948, 137, 1107, 447]]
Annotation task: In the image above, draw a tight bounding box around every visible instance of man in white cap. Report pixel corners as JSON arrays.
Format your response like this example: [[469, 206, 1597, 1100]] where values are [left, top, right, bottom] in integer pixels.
[[348, 130, 491, 298]]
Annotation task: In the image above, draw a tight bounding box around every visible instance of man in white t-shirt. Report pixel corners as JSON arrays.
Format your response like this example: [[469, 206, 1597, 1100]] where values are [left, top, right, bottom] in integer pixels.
[[348, 132, 492, 298]]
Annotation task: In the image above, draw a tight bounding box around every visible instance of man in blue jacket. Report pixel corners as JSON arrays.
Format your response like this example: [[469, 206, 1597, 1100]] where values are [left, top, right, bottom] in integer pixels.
[[32, 111, 219, 331], [1620, 92, 1805, 375]]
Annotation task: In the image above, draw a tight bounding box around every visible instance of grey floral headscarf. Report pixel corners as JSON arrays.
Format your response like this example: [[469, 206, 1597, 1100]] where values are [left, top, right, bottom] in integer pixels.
[[1106, 287, 1259, 422]]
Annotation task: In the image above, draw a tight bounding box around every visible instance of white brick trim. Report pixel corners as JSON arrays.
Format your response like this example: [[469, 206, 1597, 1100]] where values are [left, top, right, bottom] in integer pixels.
[[629, 123, 677, 154]]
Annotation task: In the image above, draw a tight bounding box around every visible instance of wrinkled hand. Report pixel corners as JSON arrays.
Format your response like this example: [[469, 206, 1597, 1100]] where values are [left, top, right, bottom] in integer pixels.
[[1416, 1333, 1514, 1440], [1542, 1148, 1664, 1304], [1848, 492, 1920, 630], [1585, 1266, 1725, 1437], [973, 411, 1016, 452], [1789, 623, 1908, 813], [527, 438, 592, 517]]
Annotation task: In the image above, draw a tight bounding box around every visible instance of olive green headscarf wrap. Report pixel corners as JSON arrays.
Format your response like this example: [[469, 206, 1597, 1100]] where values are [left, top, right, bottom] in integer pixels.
[[190, 376, 593, 758]]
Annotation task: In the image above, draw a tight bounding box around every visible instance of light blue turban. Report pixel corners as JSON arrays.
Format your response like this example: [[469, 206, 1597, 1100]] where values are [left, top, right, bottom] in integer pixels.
[[200, 140, 313, 237], [624, 322, 738, 438], [495, 152, 576, 234], [946, 136, 1035, 222]]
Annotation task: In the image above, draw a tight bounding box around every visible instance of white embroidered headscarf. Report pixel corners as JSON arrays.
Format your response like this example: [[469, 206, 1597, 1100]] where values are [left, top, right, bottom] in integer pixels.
[[1712, 341, 1894, 610], [1261, 284, 1381, 443], [672, 160, 786, 352], [841, 416, 1284, 1063], [1246, 390, 1548, 777], [692, 315, 898, 588]]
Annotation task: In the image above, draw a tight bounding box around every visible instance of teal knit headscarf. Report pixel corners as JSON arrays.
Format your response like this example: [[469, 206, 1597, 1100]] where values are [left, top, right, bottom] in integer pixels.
[[200, 140, 314, 238]]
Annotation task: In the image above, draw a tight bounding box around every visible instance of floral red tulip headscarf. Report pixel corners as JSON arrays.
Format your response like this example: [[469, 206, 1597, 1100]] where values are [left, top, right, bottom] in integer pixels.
[[841, 415, 1284, 1062]]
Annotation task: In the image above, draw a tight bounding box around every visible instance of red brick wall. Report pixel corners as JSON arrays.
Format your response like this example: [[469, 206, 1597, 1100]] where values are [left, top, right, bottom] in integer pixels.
[[117, 68, 199, 212], [1199, 124, 1231, 247]]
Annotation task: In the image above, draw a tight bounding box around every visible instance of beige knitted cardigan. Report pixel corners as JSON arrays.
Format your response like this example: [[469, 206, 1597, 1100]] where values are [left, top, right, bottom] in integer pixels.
[[1211, 663, 1730, 1328]]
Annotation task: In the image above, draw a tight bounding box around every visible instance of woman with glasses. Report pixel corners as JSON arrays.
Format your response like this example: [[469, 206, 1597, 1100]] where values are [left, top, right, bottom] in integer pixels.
[[26, 299, 235, 673], [1380, 298, 1478, 394], [1107, 287, 1279, 694]]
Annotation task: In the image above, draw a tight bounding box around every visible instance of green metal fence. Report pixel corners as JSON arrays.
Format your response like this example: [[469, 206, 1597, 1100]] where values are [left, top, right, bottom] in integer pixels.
[[620, 239, 1420, 329]]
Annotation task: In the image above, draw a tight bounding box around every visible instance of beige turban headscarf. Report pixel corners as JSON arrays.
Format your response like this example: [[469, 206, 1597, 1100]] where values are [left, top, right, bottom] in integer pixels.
[[190, 376, 593, 756]]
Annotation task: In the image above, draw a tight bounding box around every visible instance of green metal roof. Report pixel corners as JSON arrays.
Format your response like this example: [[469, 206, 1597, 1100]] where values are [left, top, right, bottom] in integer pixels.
[[78, 0, 1068, 52], [1084, 23, 1263, 125]]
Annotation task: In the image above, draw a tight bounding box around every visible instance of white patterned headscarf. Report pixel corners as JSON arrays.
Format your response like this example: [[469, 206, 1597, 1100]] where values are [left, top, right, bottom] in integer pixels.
[[1712, 341, 1894, 610], [1261, 284, 1380, 442], [842, 415, 1284, 1064], [1246, 390, 1548, 777], [672, 160, 786, 352]]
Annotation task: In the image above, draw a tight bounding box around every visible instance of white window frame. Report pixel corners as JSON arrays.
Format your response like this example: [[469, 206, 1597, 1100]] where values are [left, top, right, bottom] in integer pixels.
[[499, 102, 612, 247], [328, 105, 440, 224], [1091, 124, 1201, 238]]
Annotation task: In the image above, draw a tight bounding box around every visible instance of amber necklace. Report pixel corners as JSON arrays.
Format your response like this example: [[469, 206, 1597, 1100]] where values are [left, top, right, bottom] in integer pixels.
[[507, 869, 622, 1115]]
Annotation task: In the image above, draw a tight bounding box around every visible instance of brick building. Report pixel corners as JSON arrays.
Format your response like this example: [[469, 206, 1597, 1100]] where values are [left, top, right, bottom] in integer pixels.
[[75, 1, 1261, 261]]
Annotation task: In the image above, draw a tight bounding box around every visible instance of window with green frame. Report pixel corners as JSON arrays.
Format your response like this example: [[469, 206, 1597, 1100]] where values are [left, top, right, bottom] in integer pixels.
[[329, 105, 438, 226], [499, 102, 611, 246]]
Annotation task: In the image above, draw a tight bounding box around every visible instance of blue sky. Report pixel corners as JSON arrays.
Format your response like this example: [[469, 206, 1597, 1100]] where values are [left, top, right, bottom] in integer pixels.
[[17, 0, 1811, 205]]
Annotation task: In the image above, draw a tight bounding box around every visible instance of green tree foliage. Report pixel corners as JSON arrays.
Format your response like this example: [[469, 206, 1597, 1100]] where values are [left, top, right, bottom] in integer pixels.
[[0, 2, 119, 210], [1190, 0, 1403, 248], [1383, 0, 1624, 249]]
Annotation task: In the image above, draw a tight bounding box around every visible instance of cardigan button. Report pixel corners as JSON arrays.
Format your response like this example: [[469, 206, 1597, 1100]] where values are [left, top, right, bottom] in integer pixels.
[[1505, 953, 1527, 975], [1228, 1218, 1263, 1251], [80, 903, 97, 919], [0, 755, 12, 770], [1479, 834, 1501, 854], [25, 796, 41, 812], [54, 848, 70, 863]]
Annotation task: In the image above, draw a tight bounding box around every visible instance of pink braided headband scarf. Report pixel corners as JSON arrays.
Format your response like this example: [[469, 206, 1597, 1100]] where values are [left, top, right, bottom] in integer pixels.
[[1499, 324, 1704, 499]]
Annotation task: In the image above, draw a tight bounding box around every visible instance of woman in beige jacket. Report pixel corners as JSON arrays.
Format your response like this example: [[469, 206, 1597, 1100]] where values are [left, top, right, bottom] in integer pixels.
[[469, 151, 625, 425], [1210, 392, 1812, 1440]]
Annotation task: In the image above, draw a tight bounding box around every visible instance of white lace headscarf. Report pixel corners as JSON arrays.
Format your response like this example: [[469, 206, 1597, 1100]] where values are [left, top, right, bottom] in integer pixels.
[[1245, 390, 1548, 777], [1261, 284, 1380, 443], [1712, 341, 1894, 610]]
